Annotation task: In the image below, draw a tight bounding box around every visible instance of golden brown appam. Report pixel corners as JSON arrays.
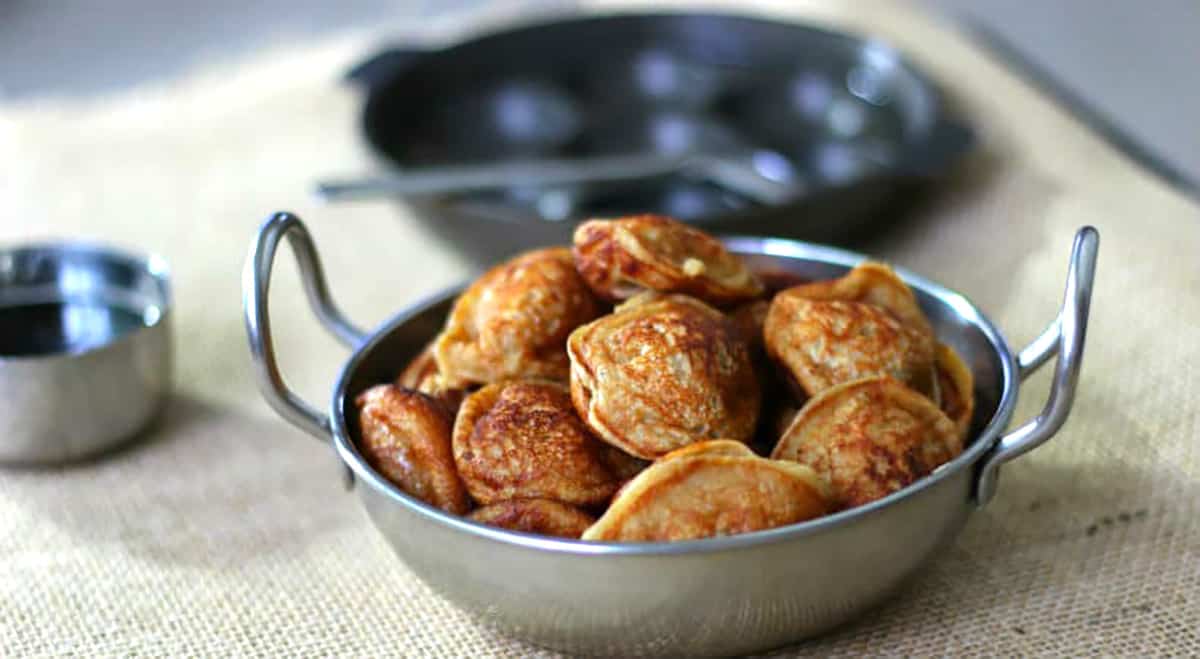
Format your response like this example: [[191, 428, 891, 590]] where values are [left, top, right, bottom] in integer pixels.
[[567, 294, 761, 459], [772, 376, 961, 510], [572, 215, 764, 307], [934, 343, 975, 442], [731, 297, 794, 453], [600, 444, 651, 484], [662, 438, 759, 460], [730, 299, 770, 354], [783, 261, 934, 338], [396, 342, 467, 415], [452, 380, 633, 507], [771, 403, 802, 443], [434, 247, 602, 387], [764, 292, 936, 398], [582, 440, 831, 542], [356, 384, 471, 515], [468, 499, 596, 538]]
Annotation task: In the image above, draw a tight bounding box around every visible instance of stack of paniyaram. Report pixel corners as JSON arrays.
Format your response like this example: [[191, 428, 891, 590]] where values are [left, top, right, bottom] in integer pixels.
[[356, 214, 973, 542]]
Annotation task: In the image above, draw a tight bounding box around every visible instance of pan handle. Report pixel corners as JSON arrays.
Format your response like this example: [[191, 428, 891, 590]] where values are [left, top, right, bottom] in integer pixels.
[[975, 226, 1099, 506], [242, 212, 369, 441]]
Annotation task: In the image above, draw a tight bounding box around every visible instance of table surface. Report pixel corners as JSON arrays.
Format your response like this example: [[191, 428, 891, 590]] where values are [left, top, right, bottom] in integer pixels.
[[1, 0, 1198, 655]]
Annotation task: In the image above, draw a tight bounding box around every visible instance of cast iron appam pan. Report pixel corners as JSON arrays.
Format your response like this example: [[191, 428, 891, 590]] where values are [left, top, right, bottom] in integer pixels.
[[340, 12, 974, 262]]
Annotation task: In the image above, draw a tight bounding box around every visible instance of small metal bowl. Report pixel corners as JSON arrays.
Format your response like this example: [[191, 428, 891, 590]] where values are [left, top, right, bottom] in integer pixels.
[[0, 242, 173, 464], [244, 213, 1097, 656]]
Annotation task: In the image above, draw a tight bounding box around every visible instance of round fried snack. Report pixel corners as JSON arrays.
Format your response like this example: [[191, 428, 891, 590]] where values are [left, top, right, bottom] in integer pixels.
[[783, 261, 934, 338], [660, 438, 759, 460], [771, 403, 802, 443], [396, 342, 466, 415], [568, 294, 761, 460], [356, 385, 471, 515], [573, 214, 764, 307], [730, 299, 770, 354], [731, 297, 790, 450], [434, 247, 602, 388], [452, 380, 630, 507], [469, 499, 597, 539], [600, 444, 651, 484], [764, 293, 936, 398], [771, 376, 961, 510], [582, 440, 831, 542], [934, 343, 975, 442]]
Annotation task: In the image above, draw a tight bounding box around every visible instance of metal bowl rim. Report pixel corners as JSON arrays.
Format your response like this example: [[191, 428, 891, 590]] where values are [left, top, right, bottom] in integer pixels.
[[330, 235, 1018, 556]]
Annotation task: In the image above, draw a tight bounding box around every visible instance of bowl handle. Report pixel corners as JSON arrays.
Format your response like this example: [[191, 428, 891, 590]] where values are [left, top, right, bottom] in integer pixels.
[[975, 226, 1099, 506], [242, 212, 368, 442]]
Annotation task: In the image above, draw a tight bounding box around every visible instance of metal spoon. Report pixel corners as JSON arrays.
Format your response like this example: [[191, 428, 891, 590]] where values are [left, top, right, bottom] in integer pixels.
[[317, 150, 802, 207]]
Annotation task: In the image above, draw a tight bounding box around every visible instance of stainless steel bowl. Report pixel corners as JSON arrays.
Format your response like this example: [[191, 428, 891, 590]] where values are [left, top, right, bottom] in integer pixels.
[[0, 242, 173, 464], [243, 212, 1097, 656]]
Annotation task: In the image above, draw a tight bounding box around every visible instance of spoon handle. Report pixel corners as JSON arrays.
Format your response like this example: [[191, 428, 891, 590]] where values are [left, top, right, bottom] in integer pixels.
[[316, 154, 688, 201], [691, 156, 803, 205]]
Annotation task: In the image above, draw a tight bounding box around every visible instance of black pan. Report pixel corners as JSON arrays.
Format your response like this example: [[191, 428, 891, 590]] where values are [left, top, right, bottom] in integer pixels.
[[343, 12, 973, 262]]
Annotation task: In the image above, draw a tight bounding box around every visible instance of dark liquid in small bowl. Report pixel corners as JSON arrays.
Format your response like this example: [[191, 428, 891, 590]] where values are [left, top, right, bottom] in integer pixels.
[[0, 302, 151, 357]]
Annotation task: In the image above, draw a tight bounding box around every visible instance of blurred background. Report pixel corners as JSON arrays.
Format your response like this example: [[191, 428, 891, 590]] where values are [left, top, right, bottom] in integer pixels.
[[2, 0, 1197, 190]]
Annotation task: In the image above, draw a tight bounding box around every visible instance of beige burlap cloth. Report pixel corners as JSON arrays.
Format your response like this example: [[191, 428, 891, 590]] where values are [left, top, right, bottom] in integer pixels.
[[2, 0, 1197, 655]]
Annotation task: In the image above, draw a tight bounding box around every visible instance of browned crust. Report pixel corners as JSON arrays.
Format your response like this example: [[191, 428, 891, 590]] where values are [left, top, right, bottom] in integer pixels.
[[764, 293, 935, 398], [572, 215, 764, 307], [397, 342, 438, 389], [771, 376, 961, 509], [582, 440, 831, 542], [599, 444, 650, 484], [781, 262, 934, 338], [567, 294, 761, 459], [433, 247, 602, 388], [468, 498, 596, 538], [771, 403, 801, 443], [660, 438, 758, 460], [356, 384, 471, 514], [935, 343, 975, 442], [396, 342, 466, 415], [452, 380, 628, 507], [729, 299, 770, 354]]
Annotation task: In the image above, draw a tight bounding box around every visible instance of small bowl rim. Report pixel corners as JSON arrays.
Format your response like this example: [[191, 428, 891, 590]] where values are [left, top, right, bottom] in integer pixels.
[[0, 240, 173, 363], [330, 235, 1018, 556]]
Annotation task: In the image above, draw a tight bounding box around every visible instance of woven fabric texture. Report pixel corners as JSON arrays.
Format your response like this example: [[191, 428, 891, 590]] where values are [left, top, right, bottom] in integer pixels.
[[1, 1, 1197, 655]]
